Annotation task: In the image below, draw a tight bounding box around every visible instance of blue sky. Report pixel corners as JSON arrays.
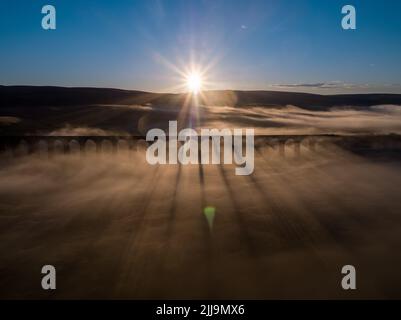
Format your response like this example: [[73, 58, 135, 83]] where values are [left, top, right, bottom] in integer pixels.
[[1, 0, 401, 93]]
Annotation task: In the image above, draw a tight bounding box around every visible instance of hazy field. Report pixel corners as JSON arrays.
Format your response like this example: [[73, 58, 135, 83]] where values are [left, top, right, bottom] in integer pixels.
[[0, 143, 401, 299]]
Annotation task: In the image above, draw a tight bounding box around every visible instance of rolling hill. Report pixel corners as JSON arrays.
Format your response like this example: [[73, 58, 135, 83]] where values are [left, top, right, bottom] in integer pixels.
[[1, 85, 401, 110]]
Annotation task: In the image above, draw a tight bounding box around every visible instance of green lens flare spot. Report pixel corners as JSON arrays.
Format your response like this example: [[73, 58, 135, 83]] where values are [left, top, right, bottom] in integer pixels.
[[204, 206, 216, 231]]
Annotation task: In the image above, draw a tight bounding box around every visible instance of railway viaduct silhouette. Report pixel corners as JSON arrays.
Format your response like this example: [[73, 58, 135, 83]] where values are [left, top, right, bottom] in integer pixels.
[[0, 135, 400, 158]]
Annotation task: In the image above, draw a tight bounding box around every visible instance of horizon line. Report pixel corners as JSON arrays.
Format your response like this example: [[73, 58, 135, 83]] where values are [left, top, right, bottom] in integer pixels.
[[2, 84, 401, 97]]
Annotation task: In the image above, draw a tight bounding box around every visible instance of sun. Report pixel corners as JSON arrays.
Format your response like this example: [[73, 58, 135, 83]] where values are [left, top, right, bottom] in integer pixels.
[[186, 72, 203, 94]]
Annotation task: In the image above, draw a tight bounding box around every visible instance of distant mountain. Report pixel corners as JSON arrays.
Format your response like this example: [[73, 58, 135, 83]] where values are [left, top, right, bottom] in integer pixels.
[[1, 85, 401, 110]]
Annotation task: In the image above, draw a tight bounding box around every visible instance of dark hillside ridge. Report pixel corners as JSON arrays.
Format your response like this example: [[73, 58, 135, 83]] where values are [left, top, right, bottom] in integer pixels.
[[1, 85, 401, 110]]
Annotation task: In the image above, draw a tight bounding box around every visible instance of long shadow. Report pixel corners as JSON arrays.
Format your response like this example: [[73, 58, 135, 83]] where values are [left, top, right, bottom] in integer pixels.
[[102, 162, 163, 296], [36, 151, 163, 298], [163, 162, 182, 250], [197, 160, 217, 297], [248, 159, 328, 260], [198, 160, 212, 240], [236, 147, 306, 240], [288, 154, 399, 247], [256, 147, 358, 254], [216, 161, 259, 258]]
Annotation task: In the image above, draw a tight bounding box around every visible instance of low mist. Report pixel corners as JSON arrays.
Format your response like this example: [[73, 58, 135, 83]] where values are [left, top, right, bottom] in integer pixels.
[[0, 145, 400, 299]]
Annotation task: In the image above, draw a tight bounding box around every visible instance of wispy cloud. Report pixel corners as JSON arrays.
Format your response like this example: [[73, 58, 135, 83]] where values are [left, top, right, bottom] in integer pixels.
[[270, 82, 367, 89], [265, 82, 401, 94]]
